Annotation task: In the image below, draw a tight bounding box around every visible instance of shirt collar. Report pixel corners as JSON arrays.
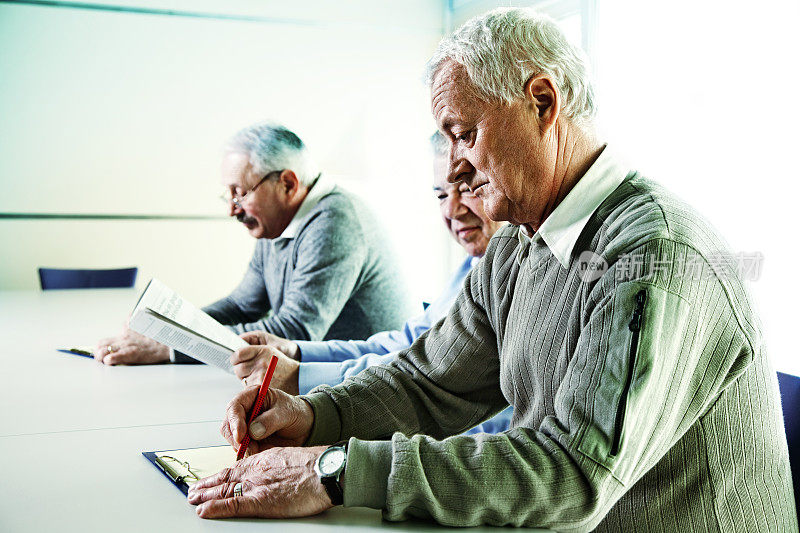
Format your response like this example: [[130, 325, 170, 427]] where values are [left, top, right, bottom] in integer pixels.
[[518, 146, 630, 268], [277, 174, 336, 240]]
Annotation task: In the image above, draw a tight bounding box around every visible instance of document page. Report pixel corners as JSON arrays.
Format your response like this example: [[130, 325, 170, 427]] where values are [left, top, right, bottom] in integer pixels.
[[144, 445, 236, 495], [129, 309, 233, 370], [132, 279, 247, 352], [155, 445, 235, 485]]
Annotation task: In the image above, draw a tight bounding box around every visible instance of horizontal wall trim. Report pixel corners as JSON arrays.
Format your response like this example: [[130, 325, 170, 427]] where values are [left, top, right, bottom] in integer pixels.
[[2, 0, 320, 25], [0, 213, 227, 221], [2, 0, 443, 33]]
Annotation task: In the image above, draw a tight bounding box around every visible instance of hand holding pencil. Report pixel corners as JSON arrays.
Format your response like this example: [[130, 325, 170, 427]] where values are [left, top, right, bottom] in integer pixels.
[[236, 354, 278, 459], [220, 347, 315, 457], [191, 355, 331, 518]]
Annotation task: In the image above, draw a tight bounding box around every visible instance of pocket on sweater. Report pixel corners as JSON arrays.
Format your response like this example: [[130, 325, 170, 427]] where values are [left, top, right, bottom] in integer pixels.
[[577, 281, 692, 485]]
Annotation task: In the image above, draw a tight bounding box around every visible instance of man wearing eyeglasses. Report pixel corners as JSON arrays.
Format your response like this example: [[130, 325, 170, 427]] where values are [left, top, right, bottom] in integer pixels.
[[94, 122, 411, 365]]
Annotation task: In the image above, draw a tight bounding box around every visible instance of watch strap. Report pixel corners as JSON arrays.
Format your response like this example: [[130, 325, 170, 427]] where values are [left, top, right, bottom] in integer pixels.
[[322, 440, 348, 506], [321, 475, 344, 505]]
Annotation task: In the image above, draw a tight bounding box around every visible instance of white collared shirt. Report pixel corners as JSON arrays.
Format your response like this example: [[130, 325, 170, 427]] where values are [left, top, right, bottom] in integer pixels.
[[277, 174, 336, 240], [518, 146, 631, 268]]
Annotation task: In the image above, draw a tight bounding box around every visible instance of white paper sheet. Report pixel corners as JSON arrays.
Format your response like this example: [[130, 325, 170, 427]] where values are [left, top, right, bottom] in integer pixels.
[[129, 278, 248, 370]]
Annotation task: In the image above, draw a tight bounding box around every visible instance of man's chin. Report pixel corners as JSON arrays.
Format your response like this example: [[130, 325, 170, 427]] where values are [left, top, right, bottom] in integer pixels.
[[464, 243, 486, 258], [483, 201, 508, 222], [483, 200, 509, 223], [243, 223, 263, 238]]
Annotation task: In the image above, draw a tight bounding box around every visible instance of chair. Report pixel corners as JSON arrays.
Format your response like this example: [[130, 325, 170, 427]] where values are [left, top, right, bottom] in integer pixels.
[[38, 267, 138, 290], [777, 371, 800, 516]]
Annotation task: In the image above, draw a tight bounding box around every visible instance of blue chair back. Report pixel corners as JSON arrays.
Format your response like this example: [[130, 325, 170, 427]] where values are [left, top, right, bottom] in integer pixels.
[[778, 371, 800, 515], [38, 267, 138, 290]]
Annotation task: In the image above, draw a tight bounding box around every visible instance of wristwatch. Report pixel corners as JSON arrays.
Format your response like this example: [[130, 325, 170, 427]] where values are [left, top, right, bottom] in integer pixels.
[[314, 442, 347, 506]]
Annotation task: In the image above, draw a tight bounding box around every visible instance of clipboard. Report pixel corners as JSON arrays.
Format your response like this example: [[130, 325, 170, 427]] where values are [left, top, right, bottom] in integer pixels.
[[142, 445, 236, 496]]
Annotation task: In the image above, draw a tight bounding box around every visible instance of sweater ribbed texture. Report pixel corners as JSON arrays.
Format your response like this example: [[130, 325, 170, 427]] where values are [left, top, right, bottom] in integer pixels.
[[305, 174, 796, 531]]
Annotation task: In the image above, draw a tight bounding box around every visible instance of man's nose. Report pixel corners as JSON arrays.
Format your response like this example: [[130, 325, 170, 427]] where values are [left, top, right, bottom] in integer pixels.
[[227, 201, 240, 217], [447, 153, 475, 185]]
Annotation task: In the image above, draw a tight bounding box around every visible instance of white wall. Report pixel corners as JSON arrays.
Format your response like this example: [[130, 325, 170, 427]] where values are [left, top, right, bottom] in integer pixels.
[[6, 0, 794, 373], [451, 0, 584, 29], [592, 0, 800, 373], [0, 0, 449, 305]]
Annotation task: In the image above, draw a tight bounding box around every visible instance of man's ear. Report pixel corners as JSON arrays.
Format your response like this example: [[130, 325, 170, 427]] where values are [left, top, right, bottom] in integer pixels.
[[278, 170, 300, 197], [523, 75, 560, 131]]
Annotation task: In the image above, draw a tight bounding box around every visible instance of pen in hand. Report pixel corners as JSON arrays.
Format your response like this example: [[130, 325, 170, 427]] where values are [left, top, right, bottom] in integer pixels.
[[237, 355, 279, 460]]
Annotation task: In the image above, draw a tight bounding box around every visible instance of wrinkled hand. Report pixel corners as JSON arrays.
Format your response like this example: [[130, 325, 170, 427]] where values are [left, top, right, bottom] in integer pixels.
[[221, 385, 314, 456], [188, 445, 332, 519], [94, 327, 169, 365], [231, 346, 300, 394], [240, 331, 300, 360]]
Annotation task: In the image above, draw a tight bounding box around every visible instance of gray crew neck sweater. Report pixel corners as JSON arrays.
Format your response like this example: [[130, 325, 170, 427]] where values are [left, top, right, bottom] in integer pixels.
[[304, 173, 796, 531], [203, 187, 412, 342]]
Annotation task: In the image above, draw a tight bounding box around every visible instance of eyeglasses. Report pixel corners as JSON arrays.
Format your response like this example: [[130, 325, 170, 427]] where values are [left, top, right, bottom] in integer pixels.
[[220, 170, 282, 209]]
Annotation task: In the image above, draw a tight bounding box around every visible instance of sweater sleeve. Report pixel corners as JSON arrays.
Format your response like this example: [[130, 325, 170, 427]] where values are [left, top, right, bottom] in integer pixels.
[[298, 351, 397, 395], [303, 240, 755, 530], [202, 244, 271, 326], [171, 247, 269, 364], [296, 305, 436, 362], [295, 331, 410, 363]]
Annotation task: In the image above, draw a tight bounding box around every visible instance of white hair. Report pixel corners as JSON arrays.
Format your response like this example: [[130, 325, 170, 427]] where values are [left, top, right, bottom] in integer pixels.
[[225, 122, 319, 186], [426, 7, 596, 126]]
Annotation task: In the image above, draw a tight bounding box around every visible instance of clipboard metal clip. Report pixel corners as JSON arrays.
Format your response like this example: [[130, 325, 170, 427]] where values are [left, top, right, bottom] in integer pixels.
[[156, 455, 200, 484]]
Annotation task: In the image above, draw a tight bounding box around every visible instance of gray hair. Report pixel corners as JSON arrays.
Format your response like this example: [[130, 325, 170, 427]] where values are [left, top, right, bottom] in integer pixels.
[[430, 131, 448, 156], [425, 7, 596, 126], [225, 122, 319, 186]]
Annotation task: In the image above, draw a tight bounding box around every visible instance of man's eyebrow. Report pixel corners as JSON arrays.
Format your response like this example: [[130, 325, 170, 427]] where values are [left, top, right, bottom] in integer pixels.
[[433, 186, 444, 191], [438, 110, 463, 133], [440, 118, 456, 133]]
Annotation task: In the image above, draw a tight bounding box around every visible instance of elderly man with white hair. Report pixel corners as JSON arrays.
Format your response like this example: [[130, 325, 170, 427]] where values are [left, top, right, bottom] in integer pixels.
[[187, 9, 795, 531], [95, 122, 411, 364]]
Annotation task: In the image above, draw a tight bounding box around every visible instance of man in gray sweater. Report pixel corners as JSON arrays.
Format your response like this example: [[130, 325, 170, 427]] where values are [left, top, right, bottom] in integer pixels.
[[95, 122, 411, 365], [188, 9, 796, 531]]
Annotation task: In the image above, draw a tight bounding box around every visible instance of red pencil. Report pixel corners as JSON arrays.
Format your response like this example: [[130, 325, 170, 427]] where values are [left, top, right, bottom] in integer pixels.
[[237, 354, 279, 460]]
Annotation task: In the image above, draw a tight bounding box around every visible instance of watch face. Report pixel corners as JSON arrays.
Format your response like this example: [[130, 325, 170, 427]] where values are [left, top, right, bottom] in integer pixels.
[[319, 448, 346, 476]]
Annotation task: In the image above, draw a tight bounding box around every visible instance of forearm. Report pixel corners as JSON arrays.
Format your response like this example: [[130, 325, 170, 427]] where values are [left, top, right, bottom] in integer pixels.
[[204, 303, 322, 341], [303, 356, 507, 445], [202, 297, 259, 328], [296, 337, 397, 363], [203, 251, 271, 328], [228, 313, 311, 340], [298, 352, 397, 395], [340, 429, 618, 530], [291, 281, 446, 364], [304, 389, 618, 530], [296, 319, 423, 363]]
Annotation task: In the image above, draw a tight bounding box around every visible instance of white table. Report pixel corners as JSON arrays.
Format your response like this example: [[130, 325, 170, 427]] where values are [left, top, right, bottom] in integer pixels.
[[0, 289, 243, 436], [0, 290, 513, 532]]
